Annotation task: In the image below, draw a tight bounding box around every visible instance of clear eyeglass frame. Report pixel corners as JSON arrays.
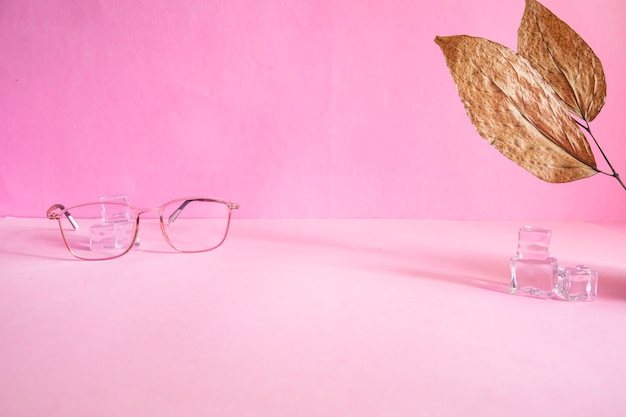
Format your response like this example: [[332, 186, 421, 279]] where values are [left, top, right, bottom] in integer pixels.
[[47, 196, 240, 260]]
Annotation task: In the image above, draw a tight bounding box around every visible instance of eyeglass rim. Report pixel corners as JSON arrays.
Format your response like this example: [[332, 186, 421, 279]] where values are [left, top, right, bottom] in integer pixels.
[[46, 196, 240, 260], [159, 197, 238, 254]]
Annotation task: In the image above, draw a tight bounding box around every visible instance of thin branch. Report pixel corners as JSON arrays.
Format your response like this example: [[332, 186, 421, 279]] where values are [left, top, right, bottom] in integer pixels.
[[580, 120, 626, 192]]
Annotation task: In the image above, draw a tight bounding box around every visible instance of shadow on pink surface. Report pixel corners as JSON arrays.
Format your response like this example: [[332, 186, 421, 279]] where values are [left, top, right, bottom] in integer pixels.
[[377, 257, 626, 301], [2, 217, 625, 301], [590, 268, 626, 301], [0, 224, 70, 261], [228, 219, 626, 302]]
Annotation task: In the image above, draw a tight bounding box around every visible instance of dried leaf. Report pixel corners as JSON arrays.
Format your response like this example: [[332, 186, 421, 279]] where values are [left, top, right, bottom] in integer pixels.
[[434, 35, 598, 183], [518, 0, 606, 121]]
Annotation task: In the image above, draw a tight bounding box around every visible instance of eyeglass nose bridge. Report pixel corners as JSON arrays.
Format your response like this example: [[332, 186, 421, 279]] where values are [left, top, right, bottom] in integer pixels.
[[132, 207, 166, 231], [135, 207, 163, 216]]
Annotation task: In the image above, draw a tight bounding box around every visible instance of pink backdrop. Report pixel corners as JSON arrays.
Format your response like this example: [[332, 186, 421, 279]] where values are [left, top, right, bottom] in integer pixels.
[[1, 0, 625, 220]]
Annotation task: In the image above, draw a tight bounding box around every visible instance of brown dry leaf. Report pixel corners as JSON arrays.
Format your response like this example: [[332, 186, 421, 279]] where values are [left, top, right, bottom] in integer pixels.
[[518, 0, 606, 121], [434, 35, 598, 183]]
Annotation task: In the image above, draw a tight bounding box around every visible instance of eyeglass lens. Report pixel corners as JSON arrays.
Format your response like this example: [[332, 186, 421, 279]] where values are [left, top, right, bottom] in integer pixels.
[[58, 203, 138, 260], [161, 198, 231, 252]]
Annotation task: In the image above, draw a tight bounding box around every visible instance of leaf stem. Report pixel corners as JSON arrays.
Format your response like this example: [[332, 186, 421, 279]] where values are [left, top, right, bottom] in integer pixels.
[[578, 120, 626, 192]]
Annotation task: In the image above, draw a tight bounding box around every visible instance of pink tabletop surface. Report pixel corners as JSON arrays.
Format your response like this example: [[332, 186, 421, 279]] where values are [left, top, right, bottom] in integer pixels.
[[1, 218, 625, 416]]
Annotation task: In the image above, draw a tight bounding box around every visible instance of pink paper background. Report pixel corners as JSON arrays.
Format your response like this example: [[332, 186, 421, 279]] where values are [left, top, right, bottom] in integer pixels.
[[1, 0, 625, 220]]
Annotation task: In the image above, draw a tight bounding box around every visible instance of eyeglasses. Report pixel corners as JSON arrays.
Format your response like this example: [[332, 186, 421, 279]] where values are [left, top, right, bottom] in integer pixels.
[[47, 196, 240, 260]]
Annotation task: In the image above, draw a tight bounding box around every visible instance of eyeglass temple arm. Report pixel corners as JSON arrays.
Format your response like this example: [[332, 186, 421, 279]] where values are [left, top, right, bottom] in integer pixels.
[[167, 198, 240, 224], [47, 204, 80, 230]]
